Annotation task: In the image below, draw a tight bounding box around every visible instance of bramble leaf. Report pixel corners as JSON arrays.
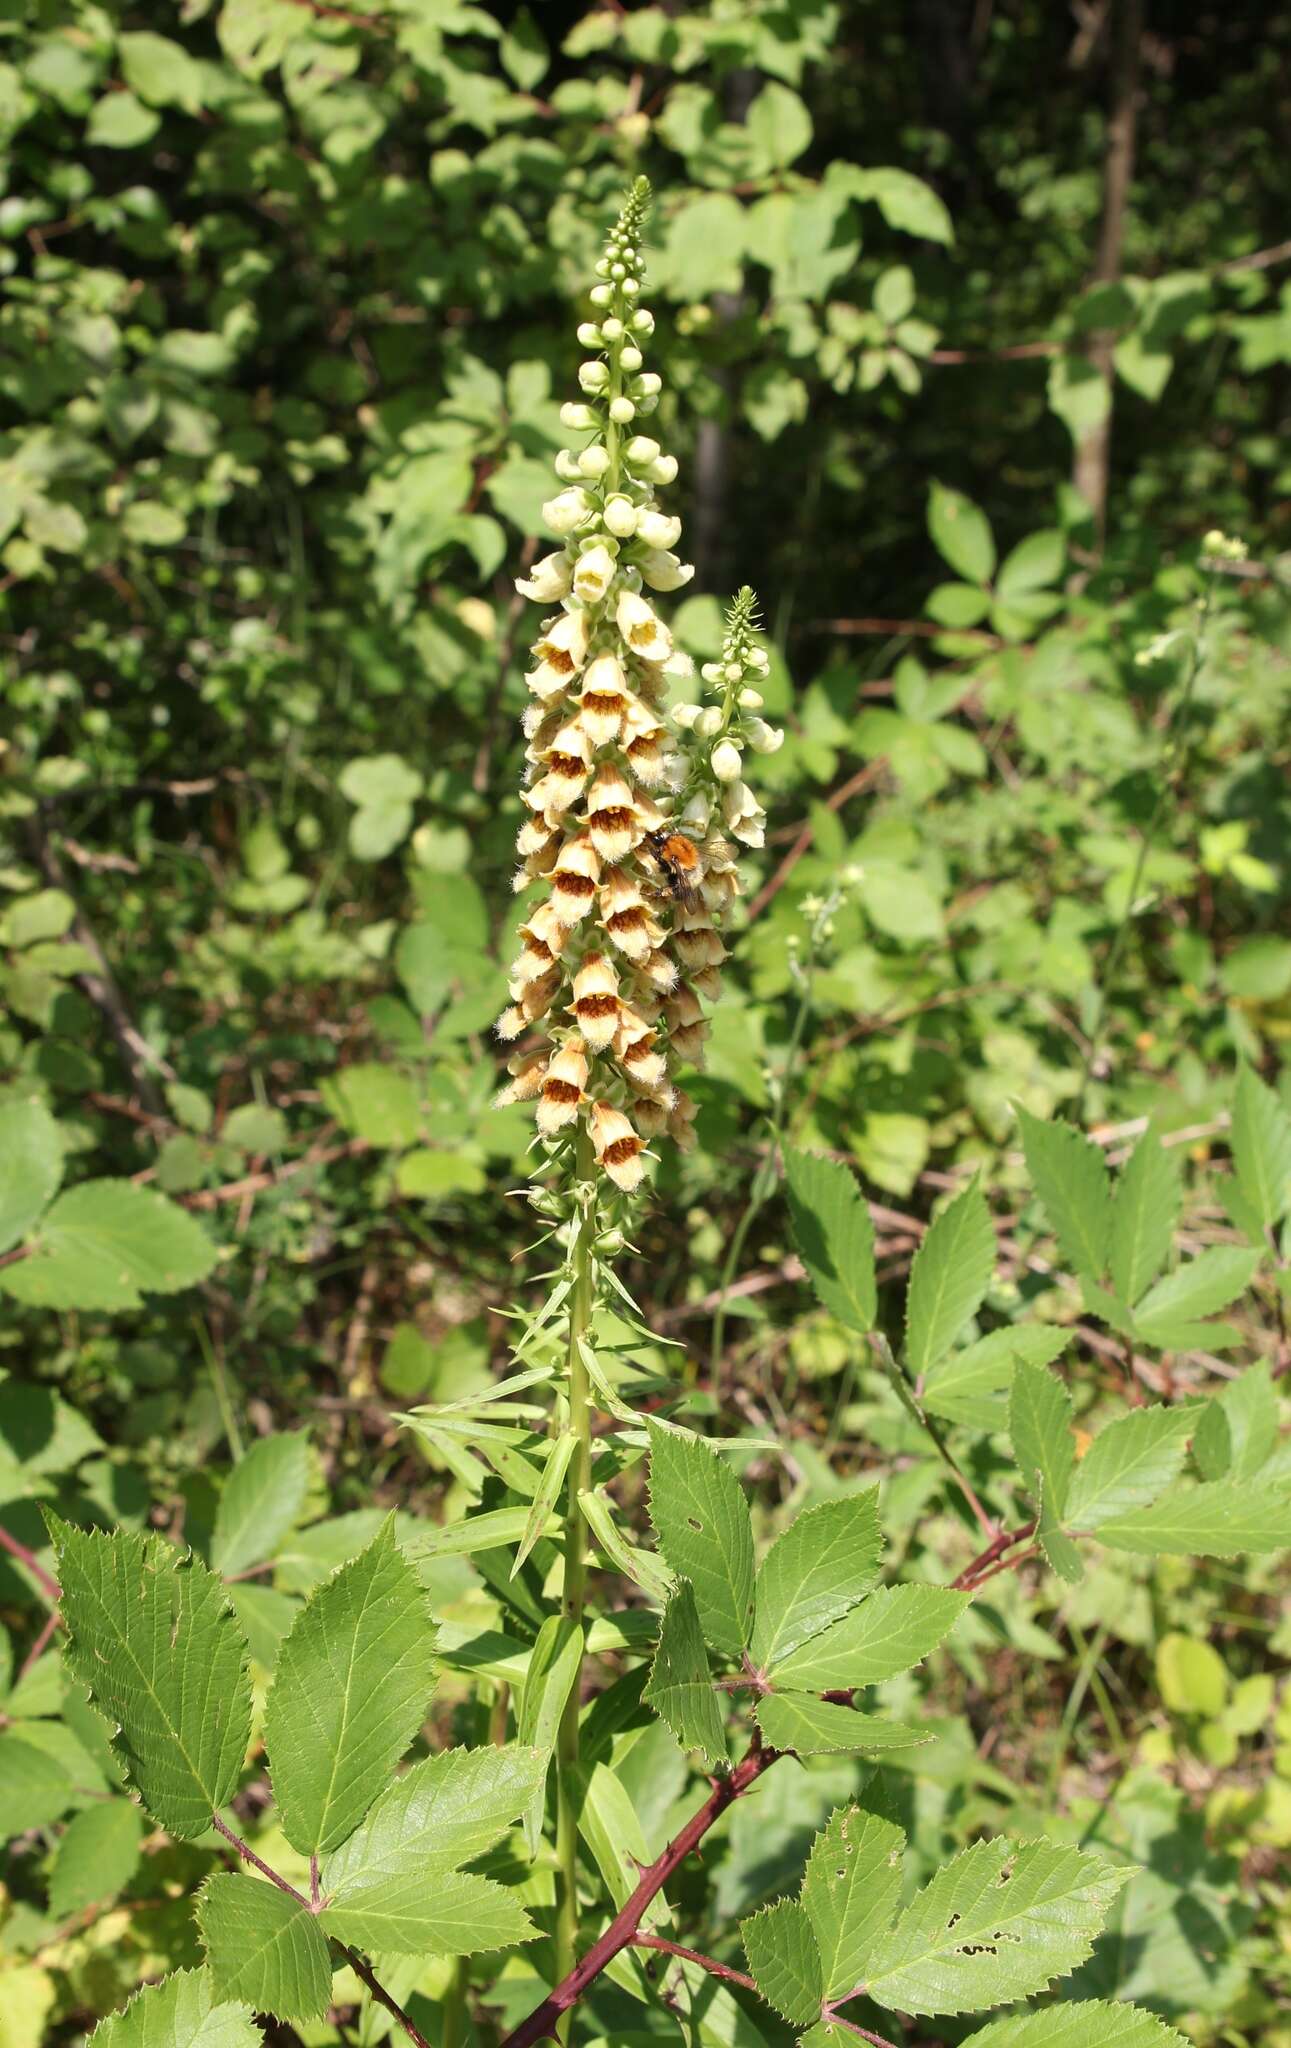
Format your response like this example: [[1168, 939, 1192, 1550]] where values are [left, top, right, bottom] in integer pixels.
[[784, 1147, 876, 1334], [1230, 1061, 1291, 1230], [1092, 1481, 1291, 1556], [0, 1095, 63, 1253], [769, 1585, 967, 1691], [861, 1837, 1129, 2015], [647, 1421, 755, 1658], [905, 1181, 996, 1377], [800, 1806, 905, 1999], [1066, 1406, 1197, 1530], [755, 1694, 929, 1756], [750, 1489, 882, 1670], [643, 1579, 725, 1766], [1132, 1247, 1261, 1343], [263, 1519, 437, 1855], [1, 1181, 218, 1310], [1010, 1359, 1076, 1522], [197, 1874, 332, 2025], [321, 1743, 546, 1897], [50, 1519, 252, 1839], [741, 1898, 822, 2025], [1016, 1107, 1112, 1283], [1108, 1132, 1181, 1306], [211, 1434, 312, 1580], [321, 1867, 536, 1957], [969, 1999, 1192, 2047], [49, 1800, 145, 1918], [87, 1968, 259, 2048]]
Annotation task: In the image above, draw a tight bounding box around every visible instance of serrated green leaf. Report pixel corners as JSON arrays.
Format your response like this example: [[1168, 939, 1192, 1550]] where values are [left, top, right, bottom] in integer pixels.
[[968, 2000, 1192, 2047], [1092, 1481, 1291, 1556], [1213, 1360, 1277, 1480], [211, 1434, 312, 1580], [647, 1421, 755, 1659], [755, 1694, 930, 1756], [1010, 1360, 1076, 1523], [905, 1182, 996, 1377], [88, 1968, 259, 2048], [321, 1742, 545, 1917], [643, 1579, 724, 1766], [741, 1898, 822, 2025], [50, 1520, 252, 1839], [198, 1874, 332, 2024], [861, 1838, 1129, 2015], [770, 1585, 967, 1691], [801, 1806, 905, 1999], [1066, 1406, 1198, 1530], [0, 1730, 75, 1831], [784, 1148, 876, 1334], [322, 1864, 535, 1956], [923, 1326, 1068, 1429], [1108, 1133, 1181, 1306], [0, 1096, 63, 1253], [750, 1489, 882, 1670], [1, 1181, 218, 1310], [1016, 1107, 1112, 1283], [49, 1799, 144, 1917], [263, 1519, 437, 1855], [1132, 1246, 1261, 1343], [1231, 1062, 1291, 1230]]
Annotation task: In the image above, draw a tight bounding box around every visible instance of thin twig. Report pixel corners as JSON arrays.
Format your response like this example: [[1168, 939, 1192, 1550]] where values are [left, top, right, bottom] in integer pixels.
[[0, 1522, 61, 1605], [633, 1935, 758, 1993]]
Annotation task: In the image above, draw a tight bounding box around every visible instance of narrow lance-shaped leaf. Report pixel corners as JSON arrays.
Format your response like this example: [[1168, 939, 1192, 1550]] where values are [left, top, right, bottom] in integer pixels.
[[860, 1837, 1129, 2016], [516, 1613, 582, 1854], [750, 1489, 881, 1670], [647, 1420, 755, 1658], [784, 1147, 876, 1334], [643, 1578, 725, 1766], [1108, 1131, 1181, 1306], [49, 1518, 253, 1840], [801, 1806, 905, 1999], [1016, 1105, 1112, 1284], [905, 1180, 996, 1378], [263, 1519, 438, 1856], [197, 1874, 332, 2026], [513, 1429, 576, 1577], [1010, 1358, 1076, 1523]]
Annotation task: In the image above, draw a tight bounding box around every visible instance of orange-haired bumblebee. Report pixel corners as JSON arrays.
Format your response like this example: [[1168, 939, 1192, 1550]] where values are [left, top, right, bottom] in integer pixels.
[[646, 829, 704, 908]]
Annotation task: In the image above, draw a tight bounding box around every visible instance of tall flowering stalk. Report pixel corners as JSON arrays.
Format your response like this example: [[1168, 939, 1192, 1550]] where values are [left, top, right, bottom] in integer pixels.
[[496, 177, 780, 2018]]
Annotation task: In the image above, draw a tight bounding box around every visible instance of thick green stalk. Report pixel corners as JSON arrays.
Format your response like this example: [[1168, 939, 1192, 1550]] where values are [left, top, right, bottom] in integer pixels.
[[553, 1128, 597, 2036]]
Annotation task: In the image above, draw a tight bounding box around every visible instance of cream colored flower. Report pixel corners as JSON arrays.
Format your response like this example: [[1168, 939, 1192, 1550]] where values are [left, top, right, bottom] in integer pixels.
[[586, 762, 645, 863], [537, 1037, 589, 1134], [549, 831, 601, 921], [516, 552, 573, 602], [638, 548, 694, 593], [570, 951, 621, 1049], [542, 487, 593, 534], [616, 589, 672, 662], [573, 545, 616, 604], [590, 1101, 646, 1191]]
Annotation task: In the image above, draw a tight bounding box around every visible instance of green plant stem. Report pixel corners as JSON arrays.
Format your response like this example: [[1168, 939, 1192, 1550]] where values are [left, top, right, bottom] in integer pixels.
[[440, 1959, 468, 2048], [1078, 572, 1216, 1111], [553, 1127, 597, 2041], [709, 961, 815, 1382]]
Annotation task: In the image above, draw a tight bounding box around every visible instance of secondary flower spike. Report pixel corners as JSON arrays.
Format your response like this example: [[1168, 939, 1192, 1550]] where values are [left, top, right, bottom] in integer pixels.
[[498, 178, 781, 1196]]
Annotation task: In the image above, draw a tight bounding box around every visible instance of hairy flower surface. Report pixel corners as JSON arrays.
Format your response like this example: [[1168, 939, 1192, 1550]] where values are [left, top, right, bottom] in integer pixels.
[[498, 179, 779, 1197]]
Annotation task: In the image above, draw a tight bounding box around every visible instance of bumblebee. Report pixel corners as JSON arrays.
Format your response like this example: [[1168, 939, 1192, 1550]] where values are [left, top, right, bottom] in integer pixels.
[[646, 829, 704, 907]]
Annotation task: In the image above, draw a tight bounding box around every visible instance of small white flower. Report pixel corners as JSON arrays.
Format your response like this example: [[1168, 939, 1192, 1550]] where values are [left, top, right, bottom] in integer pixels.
[[636, 509, 682, 551], [710, 738, 743, 783], [578, 359, 609, 393], [515, 552, 573, 603], [650, 456, 678, 485], [639, 548, 694, 593], [681, 791, 712, 832], [553, 450, 582, 481], [603, 496, 639, 539], [672, 701, 702, 731], [542, 488, 593, 535], [694, 706, 723, 738], [616, 588, 672, 661], [573, 544, 616, 604]]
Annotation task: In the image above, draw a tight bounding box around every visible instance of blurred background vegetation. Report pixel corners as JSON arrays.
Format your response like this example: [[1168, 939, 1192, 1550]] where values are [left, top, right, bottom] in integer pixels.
[[2, 2, 1290, 2042]]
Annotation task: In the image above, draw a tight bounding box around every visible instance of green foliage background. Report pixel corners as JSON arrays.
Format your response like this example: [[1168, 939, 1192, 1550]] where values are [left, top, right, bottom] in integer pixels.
[[1, 3, 1290, 2044]]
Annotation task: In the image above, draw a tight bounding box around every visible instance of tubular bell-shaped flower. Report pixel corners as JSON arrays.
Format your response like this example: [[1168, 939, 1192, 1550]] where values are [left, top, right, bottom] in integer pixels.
[[499, 178, 781, 1201]]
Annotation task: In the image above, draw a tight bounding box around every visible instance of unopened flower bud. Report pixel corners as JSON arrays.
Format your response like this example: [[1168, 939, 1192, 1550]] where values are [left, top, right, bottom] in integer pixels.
[[745, 718, 783, 754], [626, 435, 660, 464], [579, 360, 609, 394], [738, 687, 764, 708], [673, 701, 701, 730], [601, 317, 624, 341], [711, 738, 743, 782], [542, 487, 593, 534], [635, 509, 681, 551], [553, 450, 582, 481], [632, 308, 655, 334], [578, 444, 611, 479], [609, 397, 636, 423], [589, 282, 614, 307], [636, 372, 661, 396], [560, 402, 597, 430], [639, 548, 694, 593], [694, 706, 723, 738], [577, 322, 603, 347], [516, 551, 574, 602], [621, 345, 643, 371], [649, 455, 678, 485], [603, 496, 638, 538]]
